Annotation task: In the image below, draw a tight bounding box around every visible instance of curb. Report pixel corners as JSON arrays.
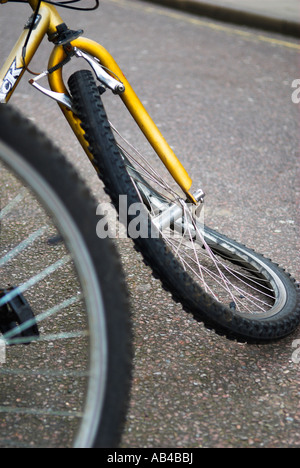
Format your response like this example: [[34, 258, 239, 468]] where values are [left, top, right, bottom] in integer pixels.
[[138, 0, 300, 38]]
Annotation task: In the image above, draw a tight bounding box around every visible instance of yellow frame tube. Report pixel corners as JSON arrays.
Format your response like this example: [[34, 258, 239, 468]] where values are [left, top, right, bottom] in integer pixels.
[[0, 1, 64, 102], [0, 1, 194, 199], [0, 5, 49, 101], [48, 38, 194, 199]]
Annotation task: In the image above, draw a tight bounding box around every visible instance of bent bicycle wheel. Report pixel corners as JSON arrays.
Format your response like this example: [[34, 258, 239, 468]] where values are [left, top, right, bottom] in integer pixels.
[[68, 70, 300, 343], [0, 105, 132, 448]]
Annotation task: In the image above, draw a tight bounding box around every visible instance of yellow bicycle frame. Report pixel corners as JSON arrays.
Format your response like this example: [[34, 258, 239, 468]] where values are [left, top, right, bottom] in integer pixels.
[[0, 0, 196, 202]]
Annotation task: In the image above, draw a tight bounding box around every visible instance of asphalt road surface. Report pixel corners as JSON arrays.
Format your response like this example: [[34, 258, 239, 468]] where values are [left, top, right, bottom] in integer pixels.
[[0, 0, 299, 448]]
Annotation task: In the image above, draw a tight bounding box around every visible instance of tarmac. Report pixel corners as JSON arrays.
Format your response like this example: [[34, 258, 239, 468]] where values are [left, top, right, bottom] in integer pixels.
[[138, 0, 300, 37]]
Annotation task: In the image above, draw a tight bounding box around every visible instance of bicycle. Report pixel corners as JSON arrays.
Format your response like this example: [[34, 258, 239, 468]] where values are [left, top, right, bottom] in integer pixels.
[[0, 1, 300, 442], [0, 103, 132, 448]]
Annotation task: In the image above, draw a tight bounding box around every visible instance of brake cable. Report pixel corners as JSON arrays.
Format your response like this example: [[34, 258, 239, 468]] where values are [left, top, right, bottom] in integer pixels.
[[14, 0, 100, 75]]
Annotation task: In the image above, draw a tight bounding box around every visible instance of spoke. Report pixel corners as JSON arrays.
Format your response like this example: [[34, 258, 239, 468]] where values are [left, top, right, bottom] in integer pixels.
[[166, 234, 272, 313], [173, 243, 219, 300], [5, 330, 88, 346], [109, 122, 277, 317], [182, 207, 272, 309], [0, 188, 27, 220], [121, 146, 177, 203], [171, 231, 273, 292], [0, 406, 83, 418], [0, 368, 89, 377], [0, 227, 48, 268], [2, 295, 82, 340], [126, 159, 176, 203], [111, 122, 167, 184], [165, 235, 230, 303], [0, 255, 71, 308], [181, 202, 209, 294], [174, 224, 274, 299], [183, 203, 238, 305], [110, 121, 179, 199], [214, 261, 275, 304]]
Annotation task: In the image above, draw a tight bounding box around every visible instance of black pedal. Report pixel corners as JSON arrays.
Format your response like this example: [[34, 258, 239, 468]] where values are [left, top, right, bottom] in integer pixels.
[[0, 288, 39, 345]]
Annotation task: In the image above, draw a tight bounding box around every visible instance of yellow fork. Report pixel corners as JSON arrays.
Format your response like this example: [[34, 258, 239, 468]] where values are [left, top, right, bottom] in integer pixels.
[[48, 38, 196, 203]]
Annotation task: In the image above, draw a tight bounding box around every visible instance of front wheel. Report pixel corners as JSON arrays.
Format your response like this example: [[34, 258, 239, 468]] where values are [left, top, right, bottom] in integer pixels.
[[68, 70, 300, 343]]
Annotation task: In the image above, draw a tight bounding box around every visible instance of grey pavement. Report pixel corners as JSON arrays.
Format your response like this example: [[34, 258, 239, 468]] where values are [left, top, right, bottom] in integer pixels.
[[1, 0, 300, 449], [138, 0, 300, 37]]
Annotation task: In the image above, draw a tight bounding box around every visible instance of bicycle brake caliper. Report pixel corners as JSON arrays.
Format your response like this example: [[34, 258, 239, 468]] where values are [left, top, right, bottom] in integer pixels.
[[73, 48, 125, 95]]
